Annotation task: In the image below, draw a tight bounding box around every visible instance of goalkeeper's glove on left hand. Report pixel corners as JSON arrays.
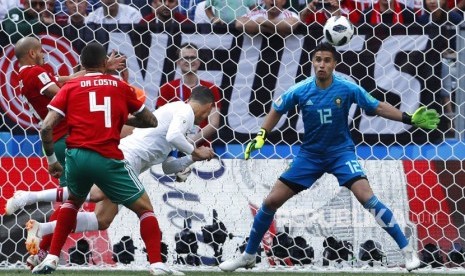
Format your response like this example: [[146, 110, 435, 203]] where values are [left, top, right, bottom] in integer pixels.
[[244, 128, 267, 160], [402, 106, 440, 130]]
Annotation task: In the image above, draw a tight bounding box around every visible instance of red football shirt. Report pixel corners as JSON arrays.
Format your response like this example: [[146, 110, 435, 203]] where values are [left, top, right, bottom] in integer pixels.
[[49, 73, 144, 159], [18, 65, 68, 142], [156, 79, 221, 129]]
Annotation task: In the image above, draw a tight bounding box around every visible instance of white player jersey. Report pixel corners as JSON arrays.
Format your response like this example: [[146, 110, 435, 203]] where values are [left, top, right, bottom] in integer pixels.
[[119, 101, 195, 173]]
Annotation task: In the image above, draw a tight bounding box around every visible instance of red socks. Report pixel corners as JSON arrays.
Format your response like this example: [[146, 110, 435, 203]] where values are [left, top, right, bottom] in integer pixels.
[[48, 201, 78, 256], [39, 206, 61, 251], [139, 211, 162, 263]]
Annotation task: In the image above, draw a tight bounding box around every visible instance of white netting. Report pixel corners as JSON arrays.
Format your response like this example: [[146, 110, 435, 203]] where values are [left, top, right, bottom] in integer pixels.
[[1, 0, 465, 273]]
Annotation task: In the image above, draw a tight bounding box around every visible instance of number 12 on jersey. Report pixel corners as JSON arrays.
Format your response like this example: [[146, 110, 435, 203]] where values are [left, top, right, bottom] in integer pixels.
[[89, 92, 111, 128], [317, 109, 332, 124]]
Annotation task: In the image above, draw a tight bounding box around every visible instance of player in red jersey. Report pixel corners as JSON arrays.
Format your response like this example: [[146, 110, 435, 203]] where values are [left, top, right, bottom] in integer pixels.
[[32, 42, 182, 275], [7, 36, 126, 216], [8, 37, 126, 266], [11, 37, 81, 193]]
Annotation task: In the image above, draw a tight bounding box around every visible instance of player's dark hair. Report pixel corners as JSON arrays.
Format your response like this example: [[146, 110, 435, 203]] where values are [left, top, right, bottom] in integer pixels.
[[81, 42, 107, 69], [189, 86, 214, 105], [312, 42, 339, 61]]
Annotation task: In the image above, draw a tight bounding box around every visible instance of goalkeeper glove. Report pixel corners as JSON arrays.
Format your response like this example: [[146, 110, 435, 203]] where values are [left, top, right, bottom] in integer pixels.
[[402, 106, 440, 130], [244, 128, 267, 160]]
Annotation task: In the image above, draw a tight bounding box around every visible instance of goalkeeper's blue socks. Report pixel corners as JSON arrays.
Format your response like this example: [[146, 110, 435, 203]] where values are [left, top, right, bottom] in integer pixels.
[[245, 204, 275, 255], [364, 195, 408, 249]]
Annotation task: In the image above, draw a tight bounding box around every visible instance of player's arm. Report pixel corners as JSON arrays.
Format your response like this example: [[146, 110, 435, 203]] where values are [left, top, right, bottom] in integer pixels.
[[126, 107, 158, 128], [42, 83, 61, 98], [162, 155, 195, 174], [40, 110, 64, 178], [235, 16, 261, 35], [162, 146, 215, 174], [373, 102, 403, 121], [261, 16, 300, 36], [245, 107, 283, 159], [374, 102, 440, 130], [188, 107, 220, 146], [56, 70, 85, 85]]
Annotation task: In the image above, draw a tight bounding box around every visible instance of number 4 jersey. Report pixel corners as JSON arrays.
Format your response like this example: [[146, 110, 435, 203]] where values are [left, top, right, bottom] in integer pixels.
[[48, 73, 144, 160]]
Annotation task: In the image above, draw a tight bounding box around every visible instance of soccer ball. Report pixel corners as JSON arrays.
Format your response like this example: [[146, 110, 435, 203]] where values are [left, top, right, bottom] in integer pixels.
[[323, 16, 354, 46]]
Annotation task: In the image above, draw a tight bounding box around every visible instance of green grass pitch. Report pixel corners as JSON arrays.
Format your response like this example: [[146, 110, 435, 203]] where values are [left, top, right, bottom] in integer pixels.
[[0, 270, 458, 276]]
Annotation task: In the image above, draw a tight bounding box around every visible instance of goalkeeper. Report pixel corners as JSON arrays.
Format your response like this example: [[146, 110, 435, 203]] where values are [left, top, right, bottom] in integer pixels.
[[220, 42, 439, 272]]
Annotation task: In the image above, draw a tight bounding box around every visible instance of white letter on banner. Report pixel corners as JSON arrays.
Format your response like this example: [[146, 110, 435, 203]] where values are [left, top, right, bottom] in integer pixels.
[[359, 35, 428, 134], [108, 32, 170, 105], [228, 36, 303, 134]]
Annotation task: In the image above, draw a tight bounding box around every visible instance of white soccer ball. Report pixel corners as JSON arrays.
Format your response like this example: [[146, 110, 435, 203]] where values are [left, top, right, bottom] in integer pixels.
[[323, 16, 354, 46]]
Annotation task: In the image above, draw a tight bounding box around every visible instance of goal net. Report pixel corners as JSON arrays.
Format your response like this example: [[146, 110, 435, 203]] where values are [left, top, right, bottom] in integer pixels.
[[1, 2, 464, 273]]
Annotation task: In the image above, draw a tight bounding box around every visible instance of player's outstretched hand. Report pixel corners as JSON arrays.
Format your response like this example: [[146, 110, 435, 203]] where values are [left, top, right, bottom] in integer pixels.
[[244, 128, 267, 160], [48, 162, 63, 179], [107, 50, 126, 71], [192, 146, 215, 161], [411, 107, 440, 130]]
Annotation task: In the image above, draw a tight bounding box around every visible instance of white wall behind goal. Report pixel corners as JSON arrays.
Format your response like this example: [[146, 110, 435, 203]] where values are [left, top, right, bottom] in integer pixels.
[[108, 159, 413, 267]]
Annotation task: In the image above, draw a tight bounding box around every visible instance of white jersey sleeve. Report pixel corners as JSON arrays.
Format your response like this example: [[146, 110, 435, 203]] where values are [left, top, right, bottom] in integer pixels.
[[166, 106, 195, 154], [119, 101, 195, 174]]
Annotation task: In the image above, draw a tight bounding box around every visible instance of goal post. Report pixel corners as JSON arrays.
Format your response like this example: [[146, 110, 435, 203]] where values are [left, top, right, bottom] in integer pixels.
[[0, 20, 464, 272]]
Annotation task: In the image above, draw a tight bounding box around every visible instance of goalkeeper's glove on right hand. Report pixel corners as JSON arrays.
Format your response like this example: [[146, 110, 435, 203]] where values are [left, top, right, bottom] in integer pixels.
[[244, 128, 267, 160], [402, 106, 440, 130]]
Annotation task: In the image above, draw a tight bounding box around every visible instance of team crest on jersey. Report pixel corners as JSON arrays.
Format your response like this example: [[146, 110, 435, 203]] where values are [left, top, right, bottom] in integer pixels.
[[38, 72, 51, 85], [334, 97, 342, 108]]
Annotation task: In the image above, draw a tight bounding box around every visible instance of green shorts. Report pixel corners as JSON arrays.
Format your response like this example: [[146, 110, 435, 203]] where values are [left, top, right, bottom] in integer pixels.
[[54, 137, 67, 186], [65, 148, 145, 207], [42, 136, 67, 187]]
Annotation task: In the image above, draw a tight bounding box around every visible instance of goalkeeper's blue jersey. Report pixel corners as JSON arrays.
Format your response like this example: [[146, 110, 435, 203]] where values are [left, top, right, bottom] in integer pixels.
[[272, 74, 379, 155]]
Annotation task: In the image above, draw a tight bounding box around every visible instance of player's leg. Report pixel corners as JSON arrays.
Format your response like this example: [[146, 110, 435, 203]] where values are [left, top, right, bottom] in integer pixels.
[[92, 157, 183, 275], [218, 179, 296, 272], [332, 151, 420, 271], [220, 155, 322, 272], [349, 179, 420, 270], [5, 185, 107, 215], [5, 137, 67, 215], [5, 137, 103, 215], [32, 148, 96, 274]]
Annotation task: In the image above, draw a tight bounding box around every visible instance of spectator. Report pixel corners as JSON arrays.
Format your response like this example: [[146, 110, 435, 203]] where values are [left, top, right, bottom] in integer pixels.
[[122, 0, 152, 17], [85, 0, 142, 24], [205, 0, 257, 25], [53, 0, 99, 16], [235, 0, 300, 37], [416, 0, 462, 25], [300, 0, 361, 25], [0, 0, 22, 20], [178, 0, 203, 21], [2, 0, 56, 44], [285, 0, 306, 13], [417, 0, 463, 136], [53, 0, 92, 53], [359, 0, 415, 26], [142, 0, 190, 25], [156, 43, 221, 147]]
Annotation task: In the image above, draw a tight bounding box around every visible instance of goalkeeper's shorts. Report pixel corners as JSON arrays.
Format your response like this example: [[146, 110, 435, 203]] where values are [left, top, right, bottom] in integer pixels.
[[280, 150, 367, 189]]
